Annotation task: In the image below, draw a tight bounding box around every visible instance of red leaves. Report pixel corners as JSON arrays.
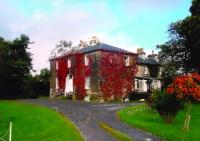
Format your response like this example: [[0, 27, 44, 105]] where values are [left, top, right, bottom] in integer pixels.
[[73, 53, 86, 100], [166, 73, 200, 101], [99, 51, 137, 100], [57, 59, 67, 90], [166, 87, 174, 94]]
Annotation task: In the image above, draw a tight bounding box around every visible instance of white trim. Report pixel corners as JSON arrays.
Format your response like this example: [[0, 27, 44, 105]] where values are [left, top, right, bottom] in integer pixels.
[[84, 55, 89, 66], [56, 77, 59, 89], [56, 61, 58, 70], [68, 59, 71, 68], [85, 76, 90, 89], [125, 56, 130, 66]]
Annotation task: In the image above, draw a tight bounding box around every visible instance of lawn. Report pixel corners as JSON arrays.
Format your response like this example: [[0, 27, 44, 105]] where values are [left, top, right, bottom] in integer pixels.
[[0, 101, 84, 141], [118, 103, 200, 141]]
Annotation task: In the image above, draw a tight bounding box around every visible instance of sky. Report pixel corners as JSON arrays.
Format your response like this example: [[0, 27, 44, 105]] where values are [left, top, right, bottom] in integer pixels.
[[0, 0, 191, 73]]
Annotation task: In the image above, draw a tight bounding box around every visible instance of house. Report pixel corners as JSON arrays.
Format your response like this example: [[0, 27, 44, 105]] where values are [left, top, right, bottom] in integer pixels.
[[49, 37, 138, 101], [134, 48, 162, 93]]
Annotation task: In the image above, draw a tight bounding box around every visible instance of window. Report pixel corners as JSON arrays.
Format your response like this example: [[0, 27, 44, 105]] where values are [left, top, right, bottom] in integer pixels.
[[56, 61, 58, 70], [85, 76, 90, 89], [84, 55, 89, 66], [68, 58, 71, 68], [125, 56, 130, 66], [144, 66, 148, 75], [56, 77, 59, 89]]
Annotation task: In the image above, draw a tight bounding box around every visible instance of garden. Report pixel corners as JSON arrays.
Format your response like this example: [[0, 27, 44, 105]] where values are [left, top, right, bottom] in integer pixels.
[[118, 73, 200, 141]]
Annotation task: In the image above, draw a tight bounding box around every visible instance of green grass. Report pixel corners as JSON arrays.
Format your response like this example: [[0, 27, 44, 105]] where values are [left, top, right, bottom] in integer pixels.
[[117, 104, 200, 141], [0, 101, 84, 141], [100, 122, 134, 141]]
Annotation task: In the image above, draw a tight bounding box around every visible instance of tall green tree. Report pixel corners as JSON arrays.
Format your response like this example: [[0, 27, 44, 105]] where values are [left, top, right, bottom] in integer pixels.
[[157, 0, 200, 86], [0, 35, 32, 99], [179, 0, 200, 71]]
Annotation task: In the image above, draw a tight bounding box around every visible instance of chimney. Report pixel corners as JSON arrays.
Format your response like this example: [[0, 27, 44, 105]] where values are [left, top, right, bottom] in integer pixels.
[[137, 48, 146, 59], [148, 51, 158, 61]]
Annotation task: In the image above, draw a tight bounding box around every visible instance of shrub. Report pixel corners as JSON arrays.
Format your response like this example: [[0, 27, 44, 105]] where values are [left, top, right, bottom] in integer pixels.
[[150, 90, 184, 124]]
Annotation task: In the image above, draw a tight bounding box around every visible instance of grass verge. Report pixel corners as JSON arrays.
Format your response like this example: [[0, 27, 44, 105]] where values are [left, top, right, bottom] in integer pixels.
[[117, 103, 200, 141], [100, 122, 134, 141], [0, 101, 84, 141]]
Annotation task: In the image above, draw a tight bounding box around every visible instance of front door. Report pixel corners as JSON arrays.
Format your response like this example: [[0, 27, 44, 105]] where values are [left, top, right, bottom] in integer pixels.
[[65, 74, 73, 94]]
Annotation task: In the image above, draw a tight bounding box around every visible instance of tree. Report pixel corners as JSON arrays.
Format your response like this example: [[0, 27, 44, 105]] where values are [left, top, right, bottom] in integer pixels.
[[26, 68, 50, 98], [157, 22, 190, 85], [0, 35, 32, 99], [157, 0, 200, 85]]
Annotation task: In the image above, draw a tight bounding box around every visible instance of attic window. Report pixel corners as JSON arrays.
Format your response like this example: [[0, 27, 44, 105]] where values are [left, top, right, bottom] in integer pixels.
[[68, 58, 71, 68], [84, 55, 89, 66], [125, 56, 130, 66]]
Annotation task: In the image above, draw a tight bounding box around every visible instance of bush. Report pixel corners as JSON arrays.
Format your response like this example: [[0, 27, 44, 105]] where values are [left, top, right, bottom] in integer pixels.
[[150, 90, 184, 124]]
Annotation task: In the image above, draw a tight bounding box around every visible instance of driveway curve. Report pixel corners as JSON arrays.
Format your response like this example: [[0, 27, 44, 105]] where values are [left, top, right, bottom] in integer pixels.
[[24, 99, 161, 141]]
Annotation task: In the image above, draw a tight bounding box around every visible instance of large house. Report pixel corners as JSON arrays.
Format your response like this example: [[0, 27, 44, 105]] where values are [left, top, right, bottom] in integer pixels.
[[49, 37, 138, 101], [49, 37, 162, 101]]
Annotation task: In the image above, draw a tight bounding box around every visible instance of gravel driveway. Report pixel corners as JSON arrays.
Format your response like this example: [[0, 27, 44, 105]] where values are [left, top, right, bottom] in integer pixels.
[[24, 99, 161, 141]]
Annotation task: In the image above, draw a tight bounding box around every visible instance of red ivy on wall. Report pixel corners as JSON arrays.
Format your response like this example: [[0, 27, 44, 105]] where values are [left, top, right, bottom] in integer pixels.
[[73, 53, 87, 100], [99, 51, 137, 100], [57, 58, 67, 90]]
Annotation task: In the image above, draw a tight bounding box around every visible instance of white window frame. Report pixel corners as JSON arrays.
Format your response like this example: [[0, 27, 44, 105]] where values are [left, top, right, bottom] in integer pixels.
[[84, 55, 89, 66], [125, 56, 130, 66], [68, 58, 71, 68], [85, 76, 90, 89], [56, 61, 59, 70]]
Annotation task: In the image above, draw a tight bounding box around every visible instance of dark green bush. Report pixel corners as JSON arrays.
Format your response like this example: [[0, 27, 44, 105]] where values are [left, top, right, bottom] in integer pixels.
[[149, 90, 184, 124]]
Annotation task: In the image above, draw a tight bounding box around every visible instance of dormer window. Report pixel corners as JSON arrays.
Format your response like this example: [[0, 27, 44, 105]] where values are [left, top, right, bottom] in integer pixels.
[[68, 58, 71, 68], [56, 61, 59, 70], [84, 55, 89, 66], [125, 56, 130, 66]]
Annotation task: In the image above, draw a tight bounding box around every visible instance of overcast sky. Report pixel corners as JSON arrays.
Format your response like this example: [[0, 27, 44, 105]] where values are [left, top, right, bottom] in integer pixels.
[[0, 0, 191, 73]]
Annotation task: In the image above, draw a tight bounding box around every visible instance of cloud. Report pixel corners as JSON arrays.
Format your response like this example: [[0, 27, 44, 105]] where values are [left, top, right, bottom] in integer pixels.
[[0, 0, 189, 73]]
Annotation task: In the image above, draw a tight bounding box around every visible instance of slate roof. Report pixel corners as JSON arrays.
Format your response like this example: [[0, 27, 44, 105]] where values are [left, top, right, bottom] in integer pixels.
[[79, 43, 134, 54], [138, 57, 160, 66]]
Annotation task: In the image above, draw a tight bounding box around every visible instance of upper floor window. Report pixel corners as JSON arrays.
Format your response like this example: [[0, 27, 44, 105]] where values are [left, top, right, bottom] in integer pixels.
[[56, 61, 59, 70], [84, 55, 89, 66], [124, 56, 130, 66], [68, 58, 71, 68]]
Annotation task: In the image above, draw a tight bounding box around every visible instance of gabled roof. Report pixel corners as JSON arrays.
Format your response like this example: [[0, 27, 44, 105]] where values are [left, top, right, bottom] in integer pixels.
[[138, 57, 160, 66], [79, 43, 135, 54]]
